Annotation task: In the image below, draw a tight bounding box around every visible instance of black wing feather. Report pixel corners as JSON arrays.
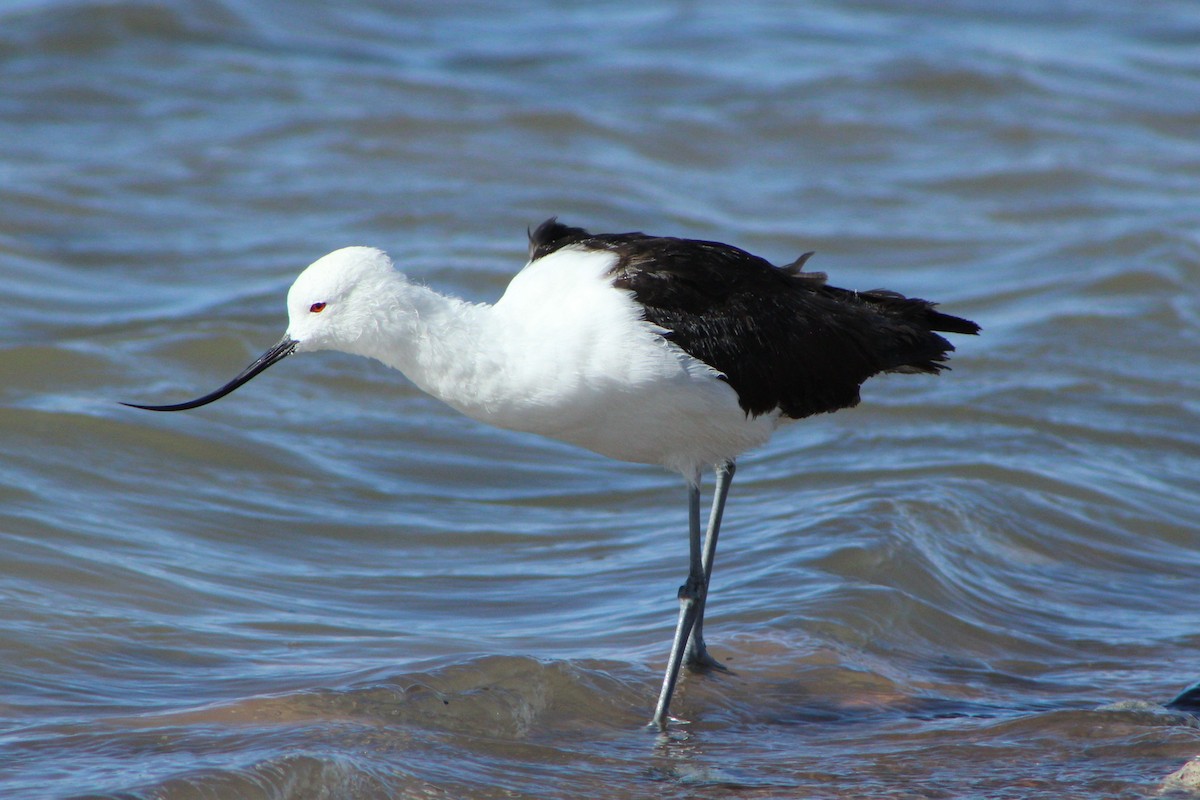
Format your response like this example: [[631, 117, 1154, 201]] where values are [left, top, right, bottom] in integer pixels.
[[528, 219, 979, 419]]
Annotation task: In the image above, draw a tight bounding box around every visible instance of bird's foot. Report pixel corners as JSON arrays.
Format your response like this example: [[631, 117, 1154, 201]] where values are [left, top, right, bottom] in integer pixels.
[[684, 640, 727, 672]]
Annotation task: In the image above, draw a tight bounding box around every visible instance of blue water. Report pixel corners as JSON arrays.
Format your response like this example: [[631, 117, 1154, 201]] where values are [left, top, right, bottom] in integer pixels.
[[2, 1, 1200, 797]]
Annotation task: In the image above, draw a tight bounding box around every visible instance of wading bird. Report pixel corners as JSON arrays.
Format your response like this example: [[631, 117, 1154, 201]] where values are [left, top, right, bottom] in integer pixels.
[[125, 219, 979, 728]]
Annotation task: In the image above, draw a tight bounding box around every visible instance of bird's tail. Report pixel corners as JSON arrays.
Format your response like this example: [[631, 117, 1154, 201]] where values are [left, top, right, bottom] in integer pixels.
[[855, 288, 980, 336], [824, 286, 980, 375]]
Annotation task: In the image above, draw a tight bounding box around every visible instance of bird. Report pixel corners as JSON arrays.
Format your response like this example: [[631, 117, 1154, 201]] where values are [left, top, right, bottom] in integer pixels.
[[124, 218, 980, 728]]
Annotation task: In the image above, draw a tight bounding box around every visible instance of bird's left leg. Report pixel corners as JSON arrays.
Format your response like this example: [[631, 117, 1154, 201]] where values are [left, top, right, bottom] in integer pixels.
[[685, 459, 735, 669], [650, 480, 705, 729]]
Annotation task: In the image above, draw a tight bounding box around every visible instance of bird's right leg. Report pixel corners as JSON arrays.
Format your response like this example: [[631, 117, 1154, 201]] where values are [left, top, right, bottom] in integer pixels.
[[685, 459, 735, 669], [650, 481, 704, 729]]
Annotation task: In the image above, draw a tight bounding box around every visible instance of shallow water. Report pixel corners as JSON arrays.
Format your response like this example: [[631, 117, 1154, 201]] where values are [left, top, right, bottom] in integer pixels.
[[3, 1, 1200, 797]]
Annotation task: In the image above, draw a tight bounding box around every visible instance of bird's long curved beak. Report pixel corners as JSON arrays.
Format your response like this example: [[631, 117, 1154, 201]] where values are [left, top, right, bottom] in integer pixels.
[[122, 336, 298, 412]]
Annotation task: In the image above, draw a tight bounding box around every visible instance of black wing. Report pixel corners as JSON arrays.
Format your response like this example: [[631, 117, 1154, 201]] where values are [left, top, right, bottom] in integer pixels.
[[528, 219, 979, 419]]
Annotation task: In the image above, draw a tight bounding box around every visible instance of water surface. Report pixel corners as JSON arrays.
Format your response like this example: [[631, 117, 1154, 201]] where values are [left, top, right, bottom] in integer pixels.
[[2, 1, 1200, 797]]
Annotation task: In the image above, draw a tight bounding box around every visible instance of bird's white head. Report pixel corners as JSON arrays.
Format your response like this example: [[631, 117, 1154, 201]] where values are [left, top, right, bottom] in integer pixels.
[[285, 246, 400, 354], [122, 245, 410, 413]]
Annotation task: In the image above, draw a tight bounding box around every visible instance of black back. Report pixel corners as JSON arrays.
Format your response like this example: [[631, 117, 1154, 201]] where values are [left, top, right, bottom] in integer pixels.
[[528, 219, 979, 419]]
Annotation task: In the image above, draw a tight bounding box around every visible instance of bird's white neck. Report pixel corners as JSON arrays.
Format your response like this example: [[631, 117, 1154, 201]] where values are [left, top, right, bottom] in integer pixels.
[[342, 275, 509, 423]]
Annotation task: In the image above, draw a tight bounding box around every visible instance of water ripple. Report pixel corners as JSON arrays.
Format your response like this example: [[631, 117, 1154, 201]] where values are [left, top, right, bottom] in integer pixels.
[[3, 0, 1200, 797]]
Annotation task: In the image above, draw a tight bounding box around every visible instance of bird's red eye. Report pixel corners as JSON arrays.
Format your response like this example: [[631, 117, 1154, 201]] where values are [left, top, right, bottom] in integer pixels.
[[309, 302, 327, 313]]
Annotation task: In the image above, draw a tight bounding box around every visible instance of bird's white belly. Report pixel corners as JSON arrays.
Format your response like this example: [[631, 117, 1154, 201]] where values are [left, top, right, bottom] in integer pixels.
[[486, 337, 777, 474], [553, 370, 777, 473]]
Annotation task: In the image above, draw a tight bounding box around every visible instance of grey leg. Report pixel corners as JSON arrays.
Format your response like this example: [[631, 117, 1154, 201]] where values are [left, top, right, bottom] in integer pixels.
[[650, 481, 704, 729], [686, 460, 735, 669]]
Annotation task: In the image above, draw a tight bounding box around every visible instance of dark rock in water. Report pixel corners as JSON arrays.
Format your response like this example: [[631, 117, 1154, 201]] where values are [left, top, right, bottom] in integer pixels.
[[1166, 683, 1200, 713]]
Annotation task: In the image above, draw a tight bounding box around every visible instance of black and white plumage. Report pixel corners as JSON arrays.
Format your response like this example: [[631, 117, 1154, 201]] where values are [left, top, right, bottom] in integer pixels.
[[529, 218, 978, 419], [125, 219, 980, 728]]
